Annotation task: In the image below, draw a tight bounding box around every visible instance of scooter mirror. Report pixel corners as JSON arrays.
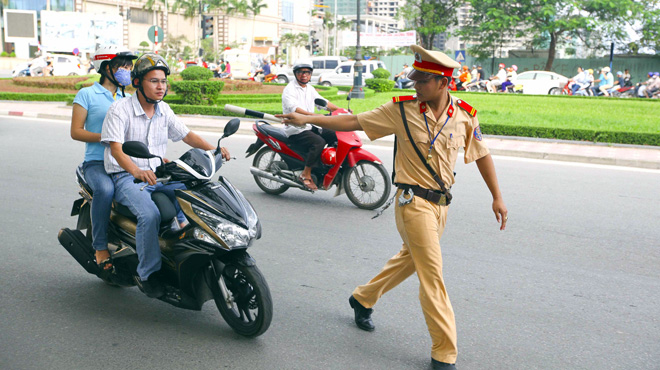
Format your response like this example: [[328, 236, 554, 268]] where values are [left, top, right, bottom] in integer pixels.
[[314, 98, 327, 107], [123, 141, 157, 159], [223, 118, 240, 137]]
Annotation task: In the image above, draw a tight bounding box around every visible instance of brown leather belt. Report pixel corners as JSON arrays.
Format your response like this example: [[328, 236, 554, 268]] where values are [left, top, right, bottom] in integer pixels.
[[396, 184, 451, 206]]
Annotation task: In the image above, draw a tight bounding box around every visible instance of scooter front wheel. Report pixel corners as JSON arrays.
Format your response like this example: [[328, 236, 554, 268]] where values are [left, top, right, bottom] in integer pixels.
[[210, 262, 273, 337], [343, 161, 391, 210], [252, 147, 289, 195]]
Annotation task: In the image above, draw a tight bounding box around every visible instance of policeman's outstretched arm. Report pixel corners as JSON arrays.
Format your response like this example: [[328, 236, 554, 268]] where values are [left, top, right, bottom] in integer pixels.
[[277, 112, 360, 132], [475, 153, 508, 231]]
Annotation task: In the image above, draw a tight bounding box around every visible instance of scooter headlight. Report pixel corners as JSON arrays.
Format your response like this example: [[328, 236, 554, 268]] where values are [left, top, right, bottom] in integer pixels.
[[193, 205, 253, 248]]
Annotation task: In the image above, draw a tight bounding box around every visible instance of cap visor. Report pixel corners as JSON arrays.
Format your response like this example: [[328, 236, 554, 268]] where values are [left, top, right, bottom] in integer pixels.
[[408, 69, 435, 81]]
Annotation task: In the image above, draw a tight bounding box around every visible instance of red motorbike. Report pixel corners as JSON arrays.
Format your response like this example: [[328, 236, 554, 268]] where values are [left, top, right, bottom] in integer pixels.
[[238, 100, 391, 210]]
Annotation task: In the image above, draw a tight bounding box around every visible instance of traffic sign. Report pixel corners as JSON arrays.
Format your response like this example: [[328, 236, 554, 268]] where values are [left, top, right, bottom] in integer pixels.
[[455, 50, 466, 63], [148, 26, 164, 43]]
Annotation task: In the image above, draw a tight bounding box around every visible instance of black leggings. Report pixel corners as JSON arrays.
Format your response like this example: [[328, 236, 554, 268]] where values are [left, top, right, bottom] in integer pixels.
[[287, 127, 337, 168]]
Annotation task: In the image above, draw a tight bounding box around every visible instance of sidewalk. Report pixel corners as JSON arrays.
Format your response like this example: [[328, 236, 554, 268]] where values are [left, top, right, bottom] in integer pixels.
[[3, 100, 659, 170]]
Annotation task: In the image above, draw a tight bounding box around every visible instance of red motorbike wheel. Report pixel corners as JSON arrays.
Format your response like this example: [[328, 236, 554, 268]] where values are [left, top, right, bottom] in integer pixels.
[[343, 161, 391, 210], [252, 147, 289, 195]]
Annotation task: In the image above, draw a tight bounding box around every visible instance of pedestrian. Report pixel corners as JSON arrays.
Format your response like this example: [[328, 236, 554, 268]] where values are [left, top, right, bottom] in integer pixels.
[[277, 45, 508, 370]]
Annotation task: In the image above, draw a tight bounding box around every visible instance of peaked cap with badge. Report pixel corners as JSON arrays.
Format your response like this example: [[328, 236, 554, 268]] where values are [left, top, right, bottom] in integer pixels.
[[408, 45, 461, 81]]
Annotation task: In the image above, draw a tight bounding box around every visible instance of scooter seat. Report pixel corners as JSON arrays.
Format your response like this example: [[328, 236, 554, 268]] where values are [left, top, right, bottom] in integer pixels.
[[256, 122, 289, 143], [113, 192, 177, 226]]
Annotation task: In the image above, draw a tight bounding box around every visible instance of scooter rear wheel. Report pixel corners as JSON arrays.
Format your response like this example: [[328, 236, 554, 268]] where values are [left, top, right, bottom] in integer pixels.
[[252, 147, 289, 195], [344, 161, 391, 210], [210, 263, 273, 337]]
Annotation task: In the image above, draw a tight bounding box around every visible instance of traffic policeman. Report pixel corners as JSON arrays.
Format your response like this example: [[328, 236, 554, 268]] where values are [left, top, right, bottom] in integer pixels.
[[277, 45, 508, 369]]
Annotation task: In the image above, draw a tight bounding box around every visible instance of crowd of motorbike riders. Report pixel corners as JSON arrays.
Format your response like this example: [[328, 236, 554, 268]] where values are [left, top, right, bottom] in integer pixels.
[[395, 62, 660, 98]]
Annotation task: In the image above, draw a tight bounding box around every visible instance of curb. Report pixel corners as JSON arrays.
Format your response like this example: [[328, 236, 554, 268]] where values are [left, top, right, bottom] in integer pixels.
[[3, 110, 659, 170]]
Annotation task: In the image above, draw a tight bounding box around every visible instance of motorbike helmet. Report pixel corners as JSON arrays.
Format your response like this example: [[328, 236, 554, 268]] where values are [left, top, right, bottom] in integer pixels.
[[131, 53, 170, 104], [498, 63, 505, 69], [511, 64, 518, 72], [92, 45, 137, 72], [292, 59, 314, 85], [321, 148, 337, 166], [92, 45, 138, 96]]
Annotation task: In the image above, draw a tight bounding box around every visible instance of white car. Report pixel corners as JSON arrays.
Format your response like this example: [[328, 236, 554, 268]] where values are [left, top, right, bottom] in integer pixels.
[[515, 71, 569, 95], [317, 60, 388, 87], [12, 54, 86, 77]]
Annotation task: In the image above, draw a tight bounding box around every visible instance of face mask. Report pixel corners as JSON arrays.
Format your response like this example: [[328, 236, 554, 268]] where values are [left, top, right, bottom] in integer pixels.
[[113, 68, 132, 87]]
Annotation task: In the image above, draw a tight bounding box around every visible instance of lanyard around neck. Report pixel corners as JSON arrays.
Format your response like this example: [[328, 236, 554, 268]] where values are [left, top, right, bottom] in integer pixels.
[[423, 100, 452, 163]]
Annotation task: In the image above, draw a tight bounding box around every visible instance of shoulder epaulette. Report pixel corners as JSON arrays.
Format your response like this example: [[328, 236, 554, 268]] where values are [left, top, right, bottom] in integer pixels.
[[456, 98, 477, 117], [392, 95, 417, 103]]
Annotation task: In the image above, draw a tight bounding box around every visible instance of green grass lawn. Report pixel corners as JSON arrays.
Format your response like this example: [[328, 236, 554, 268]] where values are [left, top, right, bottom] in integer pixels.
[[231, 89, 659, 145], [244, 90, 659, 134]]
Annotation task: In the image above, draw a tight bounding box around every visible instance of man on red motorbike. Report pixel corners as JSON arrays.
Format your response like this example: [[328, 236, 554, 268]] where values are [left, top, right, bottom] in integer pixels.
[[281, 59, 342, 191]]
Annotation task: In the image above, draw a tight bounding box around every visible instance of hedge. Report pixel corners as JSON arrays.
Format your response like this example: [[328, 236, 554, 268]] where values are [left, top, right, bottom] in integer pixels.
[[365, 78, 395, 92], [481, 123, 660, 146], [0, 92, 76, 101], [334, 85, 377, 98], [170, 80, 225, 105], [180, 66, 213, 81]]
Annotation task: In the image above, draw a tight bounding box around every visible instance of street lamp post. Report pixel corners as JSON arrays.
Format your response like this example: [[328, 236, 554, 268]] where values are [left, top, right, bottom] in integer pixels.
[[349, 0, 365, 99]]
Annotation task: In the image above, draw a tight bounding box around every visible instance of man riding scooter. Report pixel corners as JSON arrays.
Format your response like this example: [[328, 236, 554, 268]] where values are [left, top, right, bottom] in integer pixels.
[[281, 59, 342, 191]]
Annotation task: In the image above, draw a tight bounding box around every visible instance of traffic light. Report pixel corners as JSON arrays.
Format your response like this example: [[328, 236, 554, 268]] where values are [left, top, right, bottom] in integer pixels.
[[310, 30, 319, 55], [311, 38, 320, 55], [202, 15, 214, 39]]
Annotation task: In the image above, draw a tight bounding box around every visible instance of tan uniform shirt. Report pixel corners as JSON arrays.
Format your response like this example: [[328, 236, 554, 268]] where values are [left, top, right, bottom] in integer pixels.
[[357, 94, 489, 190]]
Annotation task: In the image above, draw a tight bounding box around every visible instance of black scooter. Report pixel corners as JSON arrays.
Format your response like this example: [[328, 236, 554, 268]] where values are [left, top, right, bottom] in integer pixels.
[[58, 119, 272, 337]]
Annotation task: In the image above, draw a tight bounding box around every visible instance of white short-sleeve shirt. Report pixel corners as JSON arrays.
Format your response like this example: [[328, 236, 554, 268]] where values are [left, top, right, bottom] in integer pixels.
[[281, 79, 326, 136]]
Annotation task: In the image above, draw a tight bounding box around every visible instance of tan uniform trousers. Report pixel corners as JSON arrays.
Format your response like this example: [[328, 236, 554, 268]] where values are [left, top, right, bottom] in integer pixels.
[[352, 189, 457, 363]]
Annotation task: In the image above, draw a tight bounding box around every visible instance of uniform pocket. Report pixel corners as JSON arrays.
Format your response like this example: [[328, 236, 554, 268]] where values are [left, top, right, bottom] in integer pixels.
[[447, 135, 466, 149]]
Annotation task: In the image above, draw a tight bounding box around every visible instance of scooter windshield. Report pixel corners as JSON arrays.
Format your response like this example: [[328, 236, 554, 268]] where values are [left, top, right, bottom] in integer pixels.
[[178, 148, 215, 179]]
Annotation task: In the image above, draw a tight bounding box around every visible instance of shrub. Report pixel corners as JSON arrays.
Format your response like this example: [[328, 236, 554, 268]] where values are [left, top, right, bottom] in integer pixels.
[[372, 68, 390, 79], [364, 78, 395, 92], [1, 52, 8, 57], [170, 80, 224, 105], [180, 66, 213, 81], [9, 52, 16, 57]]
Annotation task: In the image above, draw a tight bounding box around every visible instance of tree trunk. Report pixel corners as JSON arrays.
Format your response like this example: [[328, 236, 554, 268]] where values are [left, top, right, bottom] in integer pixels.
[[545, 32, 557, 71]]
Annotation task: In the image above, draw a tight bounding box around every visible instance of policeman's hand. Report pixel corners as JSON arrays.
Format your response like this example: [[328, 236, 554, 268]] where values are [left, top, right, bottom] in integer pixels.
[[493, 198, 508, 231], [134, 169, 157, 185], [220, 147, 230, 161], [276, 112, 307, 127]]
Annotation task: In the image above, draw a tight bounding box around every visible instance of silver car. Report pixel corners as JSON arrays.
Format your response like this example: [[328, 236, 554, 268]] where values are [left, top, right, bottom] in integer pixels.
[[317, 60, 388, 87]]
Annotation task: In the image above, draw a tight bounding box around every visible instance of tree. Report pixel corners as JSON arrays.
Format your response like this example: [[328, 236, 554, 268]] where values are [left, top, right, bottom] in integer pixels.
[[398, 0, 459, 50], [246, 0, 268, 47], [459, 0, 646, 70]]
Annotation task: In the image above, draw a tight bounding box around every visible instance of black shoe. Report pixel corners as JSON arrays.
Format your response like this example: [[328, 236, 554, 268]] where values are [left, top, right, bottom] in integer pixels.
[[349, 295, 375, 331], [431, 359, 456, 369], [136, 275, 164, 298]]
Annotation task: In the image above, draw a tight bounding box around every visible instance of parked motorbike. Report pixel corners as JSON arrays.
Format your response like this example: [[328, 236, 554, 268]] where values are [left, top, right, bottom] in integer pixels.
[[229, 100, 391, 210], [57, 119, 272, 337]]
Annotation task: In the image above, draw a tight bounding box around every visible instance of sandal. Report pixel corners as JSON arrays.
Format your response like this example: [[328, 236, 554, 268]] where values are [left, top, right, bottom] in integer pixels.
[[299, 175, 318, 192]]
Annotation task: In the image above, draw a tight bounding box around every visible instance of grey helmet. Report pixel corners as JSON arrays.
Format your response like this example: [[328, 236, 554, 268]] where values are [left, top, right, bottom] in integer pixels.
[[131, 53, 170, 88]]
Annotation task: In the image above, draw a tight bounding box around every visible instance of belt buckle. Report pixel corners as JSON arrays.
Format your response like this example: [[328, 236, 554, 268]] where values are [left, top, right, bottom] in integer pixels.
[[438, 194, 447, 206], [398, 188, 414, 207]]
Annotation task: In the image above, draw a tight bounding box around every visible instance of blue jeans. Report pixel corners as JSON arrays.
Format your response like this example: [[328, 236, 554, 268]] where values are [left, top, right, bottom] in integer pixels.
[[82, 161, 114, 251], [111, 172, 186, 280], [396, 78, 411, 89]]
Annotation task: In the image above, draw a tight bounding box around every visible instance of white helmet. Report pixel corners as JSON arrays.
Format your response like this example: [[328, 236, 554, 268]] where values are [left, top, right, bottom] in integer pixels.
[[92, 45, 138, 72], [293, 59, 314, 73]]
